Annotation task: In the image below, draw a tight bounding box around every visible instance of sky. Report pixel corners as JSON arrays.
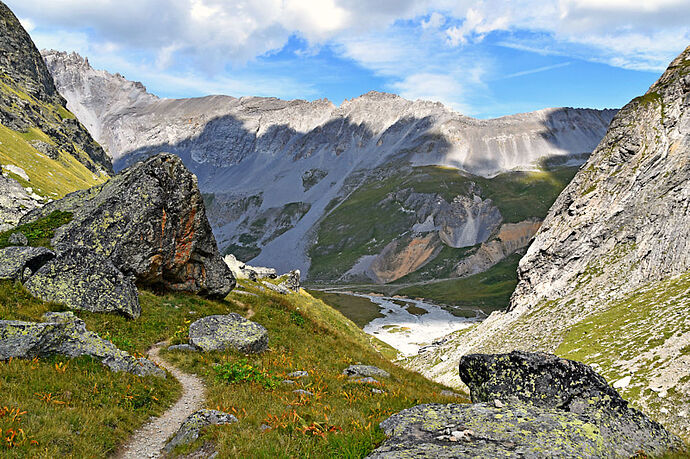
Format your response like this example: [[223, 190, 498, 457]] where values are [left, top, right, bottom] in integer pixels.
[[7, 0, 690, 119]]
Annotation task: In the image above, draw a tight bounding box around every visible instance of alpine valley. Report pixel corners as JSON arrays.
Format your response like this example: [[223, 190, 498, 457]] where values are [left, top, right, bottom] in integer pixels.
[[0, 0, 688, 456]]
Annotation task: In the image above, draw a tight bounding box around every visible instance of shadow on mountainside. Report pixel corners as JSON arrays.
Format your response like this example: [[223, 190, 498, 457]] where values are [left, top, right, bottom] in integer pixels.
[[112, 107, 615, 180]]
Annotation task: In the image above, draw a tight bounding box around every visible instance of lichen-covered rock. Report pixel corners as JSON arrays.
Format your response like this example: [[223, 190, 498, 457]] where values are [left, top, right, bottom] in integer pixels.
[[0, 174, 42, 231], [20, 153, 234, 299], [0, 312, 163, 377], [369, 402, 641, 458], [0, 246, 54, 282], [261, 281, 290, 295], [458, 351, 681, 453], [7, 232, 28, 246], [343, 364, 390, 379], [189, 313, 268, 353], [369, 352, 681, 458], [280, 269, 300, 291], [459, 351, 616, 410], [163, 409, 237, 453], [24, 247, 140, 319]]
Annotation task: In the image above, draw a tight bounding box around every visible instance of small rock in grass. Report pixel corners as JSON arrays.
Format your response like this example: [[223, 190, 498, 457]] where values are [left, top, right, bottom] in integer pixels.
[[372, 388, 385, 394], [281, 380, 296, 385], [163, 409, 237, 453], [168, 344, 198, 352], [293, 389, 313, 396], [440, 390, 462, 398], [8, 232, 28, 246], [343, 364, 390, 379], [288, 370, 309, 378]]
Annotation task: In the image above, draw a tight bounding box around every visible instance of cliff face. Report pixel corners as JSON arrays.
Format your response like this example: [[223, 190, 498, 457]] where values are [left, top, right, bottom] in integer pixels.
[[0, 4, 110, 173], [510, 46, 690, 313], [44, 50, 616, 277], [407, 45, 690, 442], [0, 2, 110, 230]]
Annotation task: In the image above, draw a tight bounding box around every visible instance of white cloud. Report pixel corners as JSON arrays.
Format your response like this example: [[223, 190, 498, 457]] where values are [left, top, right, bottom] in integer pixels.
[[18, 17, 35, 32], [5, 0, 689, 115], [8, 0, 688, 73]]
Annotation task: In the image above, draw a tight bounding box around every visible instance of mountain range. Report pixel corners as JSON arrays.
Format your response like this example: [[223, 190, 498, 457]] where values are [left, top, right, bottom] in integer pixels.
[[43, 50, 616, 284]]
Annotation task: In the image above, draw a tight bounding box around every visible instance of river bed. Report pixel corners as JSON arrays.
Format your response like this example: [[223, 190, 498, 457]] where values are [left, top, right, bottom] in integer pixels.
[[354, 294, 477, 356]]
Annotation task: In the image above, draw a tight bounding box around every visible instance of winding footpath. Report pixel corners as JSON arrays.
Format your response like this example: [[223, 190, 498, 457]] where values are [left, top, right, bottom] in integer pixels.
[[116, 343, 206, 459]]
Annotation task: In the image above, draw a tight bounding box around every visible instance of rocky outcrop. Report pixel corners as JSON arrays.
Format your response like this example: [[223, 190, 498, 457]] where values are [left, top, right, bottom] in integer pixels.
[[370, 352, 681, 458], [0, 4, 110, 173], [0, 174, 42, 231], [368, 233, 441, 284], [0, 311, 163, 377], [163, 409, 237, 453], [189, 313, 268, 353], [223, 253, 277, 280], [0, 246, 54, 282], [453, 220, 540, 277], [20, 153, 235, 298], [343, 365, 390, 379], [24, 247, 140, 319], [510, 46, 690, 315]]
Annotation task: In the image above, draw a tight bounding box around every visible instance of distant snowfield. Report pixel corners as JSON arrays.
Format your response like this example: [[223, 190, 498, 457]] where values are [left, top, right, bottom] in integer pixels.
[[357, 294, 477, 356]]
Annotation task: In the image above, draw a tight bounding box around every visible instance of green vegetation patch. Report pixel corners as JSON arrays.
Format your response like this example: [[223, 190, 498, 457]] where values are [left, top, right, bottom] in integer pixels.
[[214, 359, 281, 390], [309, 164, 578, 282], [0, 124, 107, 198], [308, 291, 384, 328], [0, 211, 72, 249], [396, 253, 521, 311]]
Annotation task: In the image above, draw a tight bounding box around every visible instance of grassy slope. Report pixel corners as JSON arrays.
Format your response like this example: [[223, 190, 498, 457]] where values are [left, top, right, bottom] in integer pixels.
[[0, 273, 465, 457], [0, 81, 107, 199], [555, 272, 690, 442], [395, 253, 522, 312], [308, 164, 578, 291]]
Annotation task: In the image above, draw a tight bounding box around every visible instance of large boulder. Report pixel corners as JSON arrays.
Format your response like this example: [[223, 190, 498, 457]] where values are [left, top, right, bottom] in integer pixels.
[[0, 246, 54, 282], [189, 313, 268, 353], [20, 153, 234, 298], [368, 351, 682, 458], [459, 351, 624, 412], [0, 312, 163, 377], [24, 247, 140, 319], [163, 409, 237, 453]]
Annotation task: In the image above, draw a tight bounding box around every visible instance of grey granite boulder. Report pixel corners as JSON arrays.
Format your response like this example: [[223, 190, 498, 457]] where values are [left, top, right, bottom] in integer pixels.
[[163, 409, 237, 453], [7, 232, 28, 246], [279, 269, 300, 291], [0, 312, 163, 377], [189, 313, 268, 353], [20, 153, 234, 299], [0, 246, 54, 282], [368, 351, 682, 458], [24, 247, 141, 319], [343, 364, 390, 379], [261, 281, 290, 295], [459, 351, 626, 412]]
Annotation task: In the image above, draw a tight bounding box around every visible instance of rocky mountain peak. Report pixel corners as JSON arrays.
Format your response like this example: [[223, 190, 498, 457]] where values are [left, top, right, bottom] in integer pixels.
[[0, 1, 60, 104]]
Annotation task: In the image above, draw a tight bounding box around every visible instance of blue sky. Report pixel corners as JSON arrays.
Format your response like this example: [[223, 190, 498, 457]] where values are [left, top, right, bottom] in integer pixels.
[[8, 0, 690, 118]]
